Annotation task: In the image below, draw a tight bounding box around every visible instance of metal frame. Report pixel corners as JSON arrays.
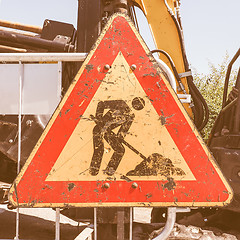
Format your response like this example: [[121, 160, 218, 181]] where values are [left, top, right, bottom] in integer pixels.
[[222, 48, 240, 107], [0, 53, 87, 62], [0, 53, 87, 240], [55, 208, 61, 240], [15, 61, 23, 240]]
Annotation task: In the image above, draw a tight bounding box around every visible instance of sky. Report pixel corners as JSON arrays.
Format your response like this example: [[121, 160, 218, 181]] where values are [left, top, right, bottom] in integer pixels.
[[180, 0, 240, 74], [0, 0, 239, 75]]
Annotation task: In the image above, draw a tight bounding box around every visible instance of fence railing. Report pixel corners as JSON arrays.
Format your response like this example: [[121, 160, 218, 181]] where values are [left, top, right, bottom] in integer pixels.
[[0, 53, 88, 240]]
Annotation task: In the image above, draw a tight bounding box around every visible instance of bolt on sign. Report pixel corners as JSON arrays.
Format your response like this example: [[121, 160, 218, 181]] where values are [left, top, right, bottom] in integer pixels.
[[9, 14, 232, 208]]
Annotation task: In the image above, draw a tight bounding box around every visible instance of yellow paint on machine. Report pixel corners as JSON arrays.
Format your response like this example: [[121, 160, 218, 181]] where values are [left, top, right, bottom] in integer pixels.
[[133, 0, 193, 117]]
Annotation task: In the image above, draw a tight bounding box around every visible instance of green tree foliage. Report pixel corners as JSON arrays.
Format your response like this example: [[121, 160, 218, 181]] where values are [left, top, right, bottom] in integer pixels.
[[192, 53, 238, 140]]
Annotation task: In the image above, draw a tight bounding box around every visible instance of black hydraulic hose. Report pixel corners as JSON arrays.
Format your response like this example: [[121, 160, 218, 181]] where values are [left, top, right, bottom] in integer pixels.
[[188, 75, 209, 130], [151, 49, 208, 130], [164, 1, 209, 130], [189, 83, 204, 129], [151, 49, 186, 93]]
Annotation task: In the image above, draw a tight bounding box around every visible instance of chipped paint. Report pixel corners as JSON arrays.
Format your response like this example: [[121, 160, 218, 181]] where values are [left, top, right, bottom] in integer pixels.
[[85, 64, 94, 73], [163, 177, 176, 191], [65, 109, 71, 115], [68, 183, 75, 192]]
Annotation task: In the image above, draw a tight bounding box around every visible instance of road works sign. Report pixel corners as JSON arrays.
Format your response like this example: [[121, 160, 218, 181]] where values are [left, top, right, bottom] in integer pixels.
[[9, 14, 232, 208]]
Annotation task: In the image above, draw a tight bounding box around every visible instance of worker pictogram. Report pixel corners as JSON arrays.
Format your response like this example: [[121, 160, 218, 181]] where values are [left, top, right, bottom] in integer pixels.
[[90, 98, 145, 176], [9, 13, 232, 208]]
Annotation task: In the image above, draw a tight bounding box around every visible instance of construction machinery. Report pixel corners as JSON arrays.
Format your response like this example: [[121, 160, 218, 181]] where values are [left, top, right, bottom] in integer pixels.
[[0, 0, 239, 239]]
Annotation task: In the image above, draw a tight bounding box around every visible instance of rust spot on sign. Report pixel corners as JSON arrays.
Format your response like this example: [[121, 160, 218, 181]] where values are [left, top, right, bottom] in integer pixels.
[[146, 193, 152, 199], [68, 183, 76, 192], [86, 64, 94, 73], [163, 177, 176, 191]]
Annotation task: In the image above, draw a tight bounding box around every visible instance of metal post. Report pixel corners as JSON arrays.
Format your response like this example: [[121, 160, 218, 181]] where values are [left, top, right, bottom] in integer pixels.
[[15, 61, 23, 240], [152, 207, 176, 240], [152, 207, 191, 240], [15, 207, 20, 240], [129, 207, 133, 240], [77, 0, 101, 53], [117, 208, 125, 240], [57, 61, 62, 98], [55, 208, 61, 240], [17, 61, 23, 174], [94, 208, 97, 240]]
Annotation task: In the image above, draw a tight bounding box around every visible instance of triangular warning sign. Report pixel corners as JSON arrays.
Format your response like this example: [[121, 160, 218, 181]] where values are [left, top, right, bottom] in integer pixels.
[[9, 14, 232, 208]]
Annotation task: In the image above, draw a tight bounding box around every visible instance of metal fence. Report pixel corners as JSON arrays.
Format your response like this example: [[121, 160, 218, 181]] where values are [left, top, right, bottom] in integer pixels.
[[0, 53, 88, 240]]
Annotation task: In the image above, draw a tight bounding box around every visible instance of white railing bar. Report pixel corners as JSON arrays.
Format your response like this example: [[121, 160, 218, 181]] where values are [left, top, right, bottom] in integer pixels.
[[0, 53, 87, 62], [129, 207, 133, 240], [17, 61, 23, 175], [15, 61, 23, 240], [74, 225, 94, 240], [94, 208, 97, 240], [57, 61, 62, 98], [15, 208, 20, 240], [55, 208, 61, 240]]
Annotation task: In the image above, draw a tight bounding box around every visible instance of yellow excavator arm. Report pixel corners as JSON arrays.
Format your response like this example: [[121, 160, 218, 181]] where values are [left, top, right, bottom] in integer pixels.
[[133, 0, 192, 117]]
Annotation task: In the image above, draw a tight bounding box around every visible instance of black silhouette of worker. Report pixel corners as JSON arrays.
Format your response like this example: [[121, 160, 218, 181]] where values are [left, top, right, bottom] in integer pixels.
[[89, 97, 145, 176]]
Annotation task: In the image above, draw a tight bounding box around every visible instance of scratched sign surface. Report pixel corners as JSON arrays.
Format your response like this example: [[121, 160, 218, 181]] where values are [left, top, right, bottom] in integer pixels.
[[9, 14, 232, 207]]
